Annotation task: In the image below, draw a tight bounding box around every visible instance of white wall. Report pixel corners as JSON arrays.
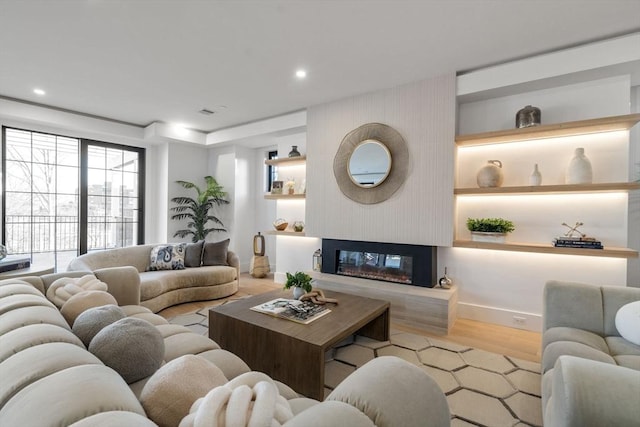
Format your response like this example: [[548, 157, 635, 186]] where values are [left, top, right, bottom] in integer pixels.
[[306, 73, 456, 247], [628, 86, 640, 285], [447, 75, 634, 331]]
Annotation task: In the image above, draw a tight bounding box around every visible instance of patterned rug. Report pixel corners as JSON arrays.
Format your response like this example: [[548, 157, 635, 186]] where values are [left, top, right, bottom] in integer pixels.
[[169, 306, 542, 427]]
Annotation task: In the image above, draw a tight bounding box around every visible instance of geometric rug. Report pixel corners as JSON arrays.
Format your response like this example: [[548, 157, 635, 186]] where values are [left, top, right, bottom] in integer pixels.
[[169, 308, 543, 427]]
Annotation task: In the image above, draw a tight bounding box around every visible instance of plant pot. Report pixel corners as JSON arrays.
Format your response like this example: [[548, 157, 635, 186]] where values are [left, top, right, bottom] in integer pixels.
[[292, 286, 305, 299], [470, 231, 507, 243]]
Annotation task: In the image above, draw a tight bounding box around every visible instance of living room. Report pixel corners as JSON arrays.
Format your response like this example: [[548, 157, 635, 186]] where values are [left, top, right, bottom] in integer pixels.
[[1, 2, 639, 426]]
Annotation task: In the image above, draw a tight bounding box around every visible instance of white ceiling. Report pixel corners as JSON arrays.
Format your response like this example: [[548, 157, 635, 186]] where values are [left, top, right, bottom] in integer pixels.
[[1, 0, 639, 133]]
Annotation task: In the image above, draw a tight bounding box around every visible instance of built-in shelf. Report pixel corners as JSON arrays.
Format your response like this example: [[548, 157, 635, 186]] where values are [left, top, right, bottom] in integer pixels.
[[455, 113, 640, 146], [264, 193, 305, 200], [453, 240, 638, 259], [265, 230, 306, 236], [264, 156, 306, 166], [455, 182, 640, 195]]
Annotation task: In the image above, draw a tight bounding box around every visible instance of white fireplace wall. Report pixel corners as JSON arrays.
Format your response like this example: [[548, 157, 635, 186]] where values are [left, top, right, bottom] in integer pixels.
[[306, 73, 456, 247]]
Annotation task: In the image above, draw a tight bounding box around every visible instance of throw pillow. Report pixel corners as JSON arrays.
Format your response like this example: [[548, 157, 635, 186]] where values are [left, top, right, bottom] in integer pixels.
[[148, 243, 186, 271], [184, 240, 205, 268], [72, 304, 126, 347], [140, 354, 228, 427], [46, 275, 108, 308], [615, 301, 640, 346], [180, 376, 294, 427], [202, 239, 230, 266], [60, 290, 118, 326], [89, 317, 165, 384]]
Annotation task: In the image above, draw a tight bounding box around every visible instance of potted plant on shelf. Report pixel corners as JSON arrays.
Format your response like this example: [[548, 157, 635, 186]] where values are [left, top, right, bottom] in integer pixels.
[[467, 217, 515, 243], [283, 271, 313, 299]]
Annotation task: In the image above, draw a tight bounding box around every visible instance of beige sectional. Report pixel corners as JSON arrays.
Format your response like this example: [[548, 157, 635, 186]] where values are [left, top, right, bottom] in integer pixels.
[[541, 280, 640, 427], [0, 270, 451, 426], [67, 243, 240, 312]]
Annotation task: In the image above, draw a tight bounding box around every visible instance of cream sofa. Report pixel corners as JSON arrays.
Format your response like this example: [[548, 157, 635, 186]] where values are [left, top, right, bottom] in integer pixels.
[[0, 270, 451, 427], [541, 280, 640, 427], [67, 243, 239, 313]]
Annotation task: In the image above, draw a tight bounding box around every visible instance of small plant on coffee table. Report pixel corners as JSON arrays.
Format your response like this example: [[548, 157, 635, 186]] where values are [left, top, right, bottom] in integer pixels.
[[284, 271, 313, 298]]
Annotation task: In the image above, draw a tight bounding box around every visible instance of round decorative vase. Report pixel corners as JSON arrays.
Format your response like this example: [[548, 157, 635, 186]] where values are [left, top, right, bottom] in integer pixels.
[[529, 163, 542, 186], [288, 187, 295, 195], [292, 286, 305, 299], [293, 221, 305, 232], [566, 147, 593, 184], [476, 160, 504, 188], [288, 145, 301, 157], [0, 244, 6, 260], [516, 105, 541, 128], [471, 232, 507, 243]]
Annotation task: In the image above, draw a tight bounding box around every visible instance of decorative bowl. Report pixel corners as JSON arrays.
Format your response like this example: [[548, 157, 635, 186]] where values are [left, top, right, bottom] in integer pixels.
[[273, 219, 288, 231]]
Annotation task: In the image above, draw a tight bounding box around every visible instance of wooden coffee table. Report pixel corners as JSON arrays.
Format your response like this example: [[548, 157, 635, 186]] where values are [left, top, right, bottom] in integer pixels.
[[209, 289, 390, 400]]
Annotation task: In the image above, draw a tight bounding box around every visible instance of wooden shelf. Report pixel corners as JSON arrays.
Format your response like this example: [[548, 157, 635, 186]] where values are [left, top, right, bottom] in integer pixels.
[[455, 182, 640, 195], [265, 230, 306, 236], [453, 240, 638, 259], [264, 193, 306, 200], [264, 156, 306, 166], [455, 113, 640, 146]]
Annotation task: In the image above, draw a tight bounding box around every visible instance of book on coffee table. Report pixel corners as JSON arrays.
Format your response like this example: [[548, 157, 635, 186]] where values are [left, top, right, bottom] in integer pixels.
[[250, 298, 331, 325]]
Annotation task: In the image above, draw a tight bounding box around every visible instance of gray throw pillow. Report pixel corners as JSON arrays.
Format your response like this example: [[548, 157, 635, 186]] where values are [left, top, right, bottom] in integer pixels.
[[202, 239, 230, 266], [184, 240, 204, 267]]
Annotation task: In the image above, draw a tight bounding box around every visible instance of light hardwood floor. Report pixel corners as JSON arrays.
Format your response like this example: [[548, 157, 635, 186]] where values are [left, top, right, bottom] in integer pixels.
[[159, 273, 542, 363]]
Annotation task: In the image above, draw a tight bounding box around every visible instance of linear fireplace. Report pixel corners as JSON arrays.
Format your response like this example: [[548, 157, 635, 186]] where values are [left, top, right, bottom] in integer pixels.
[[321, 239, 437, 288]]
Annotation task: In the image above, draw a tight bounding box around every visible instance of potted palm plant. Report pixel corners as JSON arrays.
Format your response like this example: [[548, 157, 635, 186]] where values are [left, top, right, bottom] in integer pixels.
[[283, 271, 313, 299], [467, 217, 515, 243], [171, 176, 229, 242]]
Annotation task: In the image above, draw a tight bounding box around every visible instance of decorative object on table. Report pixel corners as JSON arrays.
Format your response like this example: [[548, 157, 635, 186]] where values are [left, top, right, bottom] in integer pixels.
[[515, 105, 541, 128], [476, 160, 504, 188], [283, 271, 313, 300], [288, 145, 301, 157], [250, 298, 331, 324], [529, 163, 542, 186], [285, 179, 296, 195], [553, 222, 603, 249], [566, 147, 593, 184], [298, 289, 338, 305], [313, 249, 322, 272], [253, 232, 265, 256], [438, 267, 452, 289], [293, 221, 305, 232], [273, 218, 288, 231], [271, 180, 283, 195], [0, 244, 6, 260], [170, 176, 229, 242], [467, 217, 515, 243]]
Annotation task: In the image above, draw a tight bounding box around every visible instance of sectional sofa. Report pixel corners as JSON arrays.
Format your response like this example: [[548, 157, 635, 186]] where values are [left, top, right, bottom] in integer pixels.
[[67, 241, 239, 313], [541, 280, 640, 427], [0, 269, 451, 427]]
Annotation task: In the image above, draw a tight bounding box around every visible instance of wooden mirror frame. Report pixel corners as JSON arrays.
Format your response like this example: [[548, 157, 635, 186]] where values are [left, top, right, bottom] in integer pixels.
[[333, 123, 409, 204]]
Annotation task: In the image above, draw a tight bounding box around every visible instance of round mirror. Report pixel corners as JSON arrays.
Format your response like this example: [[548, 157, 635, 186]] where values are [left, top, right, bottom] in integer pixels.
[[347, 140, 392, 188]]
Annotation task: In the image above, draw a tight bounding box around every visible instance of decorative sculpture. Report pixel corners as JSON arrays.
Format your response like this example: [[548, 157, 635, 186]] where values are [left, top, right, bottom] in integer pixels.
[[561, 222, 586, 238]]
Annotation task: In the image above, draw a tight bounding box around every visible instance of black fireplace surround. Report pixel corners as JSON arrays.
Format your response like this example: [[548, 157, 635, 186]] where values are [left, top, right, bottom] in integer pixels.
[[321, 239, 437, 288]]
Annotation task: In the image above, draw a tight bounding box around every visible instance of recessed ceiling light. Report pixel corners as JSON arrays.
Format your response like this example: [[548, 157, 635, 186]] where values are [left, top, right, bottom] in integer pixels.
[[295, 69, 307, 79], [33, 88, 46, 96]]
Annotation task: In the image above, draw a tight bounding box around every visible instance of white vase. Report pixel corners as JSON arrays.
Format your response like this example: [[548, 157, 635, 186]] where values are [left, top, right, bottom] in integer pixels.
[[477, 160, 504, 188], [470, 232, 506, 243], [529, 164, 542, 186], [292, 287, 305, 299], [566, 148, 593, 184]]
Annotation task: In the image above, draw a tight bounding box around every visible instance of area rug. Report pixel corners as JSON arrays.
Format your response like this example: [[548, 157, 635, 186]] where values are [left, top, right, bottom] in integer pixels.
[[169, 307, 542, 427]]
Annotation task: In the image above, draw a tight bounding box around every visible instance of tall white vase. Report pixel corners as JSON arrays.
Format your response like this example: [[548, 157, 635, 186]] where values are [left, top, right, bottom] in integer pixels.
[[566, 148, 592, 184], [529, 164, 542, 186]]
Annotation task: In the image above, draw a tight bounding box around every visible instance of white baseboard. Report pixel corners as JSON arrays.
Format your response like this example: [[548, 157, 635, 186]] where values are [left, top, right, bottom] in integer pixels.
[[457, 302, 542, 332]]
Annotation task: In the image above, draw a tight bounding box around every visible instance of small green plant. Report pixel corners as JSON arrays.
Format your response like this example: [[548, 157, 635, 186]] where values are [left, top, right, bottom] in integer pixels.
[[283, 271, 313, 293], [466, 218, 515, 234]]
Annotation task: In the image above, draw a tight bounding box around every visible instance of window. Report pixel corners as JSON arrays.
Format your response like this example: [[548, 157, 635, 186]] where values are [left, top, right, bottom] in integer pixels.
[[2, 127, 145, 271], [266, 150, 278, 192]]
